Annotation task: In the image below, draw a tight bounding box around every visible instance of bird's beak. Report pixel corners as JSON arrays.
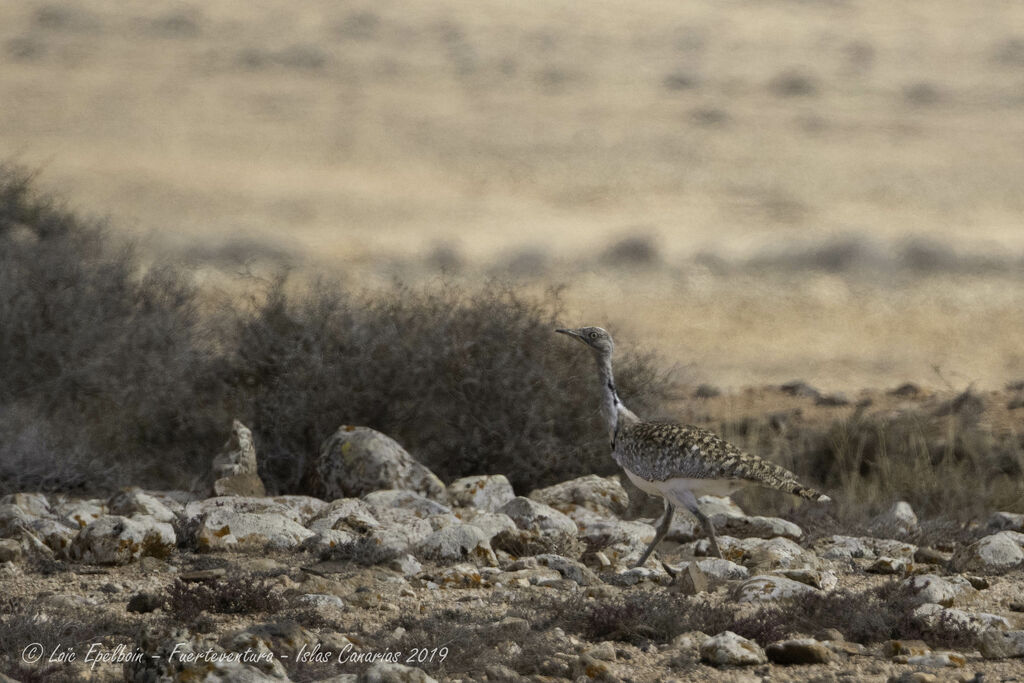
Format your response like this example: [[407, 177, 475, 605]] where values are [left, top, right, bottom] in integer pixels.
[[555, 328, 583, 342]]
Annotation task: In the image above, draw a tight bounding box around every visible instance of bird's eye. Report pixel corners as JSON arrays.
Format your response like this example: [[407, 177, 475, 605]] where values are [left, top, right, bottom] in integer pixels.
[[589, 332, 598, 339]]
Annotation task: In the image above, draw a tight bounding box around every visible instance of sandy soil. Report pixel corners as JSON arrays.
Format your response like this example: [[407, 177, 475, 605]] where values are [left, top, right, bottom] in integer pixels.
[[2, 0, 1024, 389]]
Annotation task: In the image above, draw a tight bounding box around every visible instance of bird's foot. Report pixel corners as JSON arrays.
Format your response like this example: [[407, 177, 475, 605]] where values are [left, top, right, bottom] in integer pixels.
[[660, 559, 677, 579]]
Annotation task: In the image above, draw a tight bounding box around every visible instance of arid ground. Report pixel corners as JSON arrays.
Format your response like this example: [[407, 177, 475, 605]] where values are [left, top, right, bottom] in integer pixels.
[[2, 0, 1024, 389]]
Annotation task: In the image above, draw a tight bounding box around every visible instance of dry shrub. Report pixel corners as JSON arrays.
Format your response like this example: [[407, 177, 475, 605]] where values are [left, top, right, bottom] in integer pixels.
[[0, 165, 673, 495], [0, 166, 226, 493], [228, 276, 674, 493], [0, 596, 142, 681], [719, 406, 1024, 528], [165, 577, 284, 625]]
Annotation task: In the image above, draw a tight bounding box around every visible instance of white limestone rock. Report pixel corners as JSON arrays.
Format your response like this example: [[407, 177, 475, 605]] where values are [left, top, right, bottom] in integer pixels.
[[107, 488, 176, 524], [0, 493, 51, 518], [500, 497, 577, 538], [951, 531, 1024, 572], [913, 603, 1010, 635], [531, 553, 600, 586], [734, 574, 821, 602], [359, 663, 438, 683], [576, 517, 655, 567], [55, 499, 106, 529], [0, 504, 35, 538], [987, 511, 1024, 532], [903, 574, 977, 607], [697, 535, 821, 571], [717, 515, 804, 541], [270, 495, 328, 524], [69, 515, 175, 565], [698, 495, 746, 522], [211, 420, 266, 497], [869, 501, 919, 537], [453, 509, 517, 541], [184, 497, 303, 525], [666, 558, 750, 581], [315, 426, 445, 501], [301, 529, 360, 554], [417, 523, 497, 566], [194, 510, 314, 551], [447, 475, 516, 512], [980, 630, 1024, 659], [815, 534, 916, 561], [700, 631, 767, 666], [27, 517, 78, 556], [363, 490, 452, 518], [529, 475, 629, 518], [308, 498, 380, 533]]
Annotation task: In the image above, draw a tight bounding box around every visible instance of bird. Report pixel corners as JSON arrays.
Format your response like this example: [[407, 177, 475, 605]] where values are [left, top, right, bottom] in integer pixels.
[[556, 326, 830, 566]]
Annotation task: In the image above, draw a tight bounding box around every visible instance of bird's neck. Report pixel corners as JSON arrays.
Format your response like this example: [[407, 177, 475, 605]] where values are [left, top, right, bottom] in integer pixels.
[[596, 353, 636, 444]]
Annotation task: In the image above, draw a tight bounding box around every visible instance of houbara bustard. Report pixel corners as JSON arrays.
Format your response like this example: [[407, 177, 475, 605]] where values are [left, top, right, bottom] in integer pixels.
[[556, 326, 830, 565]]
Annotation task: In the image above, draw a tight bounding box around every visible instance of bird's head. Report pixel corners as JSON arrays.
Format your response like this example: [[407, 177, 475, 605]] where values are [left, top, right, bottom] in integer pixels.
[[555, 326, 615, 357]]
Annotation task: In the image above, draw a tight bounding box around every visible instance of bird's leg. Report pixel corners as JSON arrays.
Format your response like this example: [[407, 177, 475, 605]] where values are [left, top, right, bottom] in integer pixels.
[[690, 505, 724, 560], [675, 488, 724, 559], [635, 500, 674, 568]]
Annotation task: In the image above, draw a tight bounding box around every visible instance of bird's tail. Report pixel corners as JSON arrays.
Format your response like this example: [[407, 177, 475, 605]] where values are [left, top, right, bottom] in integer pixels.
[[778, 479, 831, 503]]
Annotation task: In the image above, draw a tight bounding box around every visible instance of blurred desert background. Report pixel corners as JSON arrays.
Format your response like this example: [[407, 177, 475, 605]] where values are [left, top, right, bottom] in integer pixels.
[[3, 0, 1024, 391]]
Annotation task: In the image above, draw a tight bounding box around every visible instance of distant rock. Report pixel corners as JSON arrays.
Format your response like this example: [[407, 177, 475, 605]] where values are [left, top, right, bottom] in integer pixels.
[[530, 553, 600, 586], [360, 662, 437, 683], [55, 499, 106, 529], [700, 631, 767, 666], [766, 638, 832, 664], [869, 501, 919, 537], [979, 630, 1024, 659], [0, 492, 51, 517], [577, 517, 655, 567], [307, 498, 379, 533], [717, 515, 803, 541], [212, 420, 266, 497], [889, 383, 921, 397], [70, 515, 175, 565], [107, 488, 176, 524], [25, 517, 77, 556], [987, 511, 1024, 532], [668, 558, 749, 581], [0, 504, 35, 538], [496, 497, 580, 556], [697, 495, 746, 523], [453, 509, 516, 541], [780, 380, 821, 400], [269, 495, 328, 524], [699, 536, 821, 571], [184, 496, 304, 525], [447, 475, 515, 512], [903, 574, 976, 607], [913, 603, 1010, 635], [951, 531, 1024, 572], [417, 523, 497, 566], [364, 490, 451, 518], [126, 630, 287, 681], [529, 475, 629, 518], [734, 574, 821, 602], [0, 539, 22, 563], [315, 426, 445, 501], [193, 509, 314, 551], [500, 497, 577, 537], [816, 535, 916, 561]]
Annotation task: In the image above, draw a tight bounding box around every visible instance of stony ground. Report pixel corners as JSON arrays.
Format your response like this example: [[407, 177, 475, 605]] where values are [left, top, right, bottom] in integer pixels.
[[1, 444, 1023, 683]]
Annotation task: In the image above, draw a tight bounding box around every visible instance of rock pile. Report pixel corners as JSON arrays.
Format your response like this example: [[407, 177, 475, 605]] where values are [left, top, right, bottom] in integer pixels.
[[1, 422, 1022, 681]]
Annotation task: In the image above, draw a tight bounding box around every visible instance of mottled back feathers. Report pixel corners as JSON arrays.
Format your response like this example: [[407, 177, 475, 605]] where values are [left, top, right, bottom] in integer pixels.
[[614, 421, 829, 502]]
